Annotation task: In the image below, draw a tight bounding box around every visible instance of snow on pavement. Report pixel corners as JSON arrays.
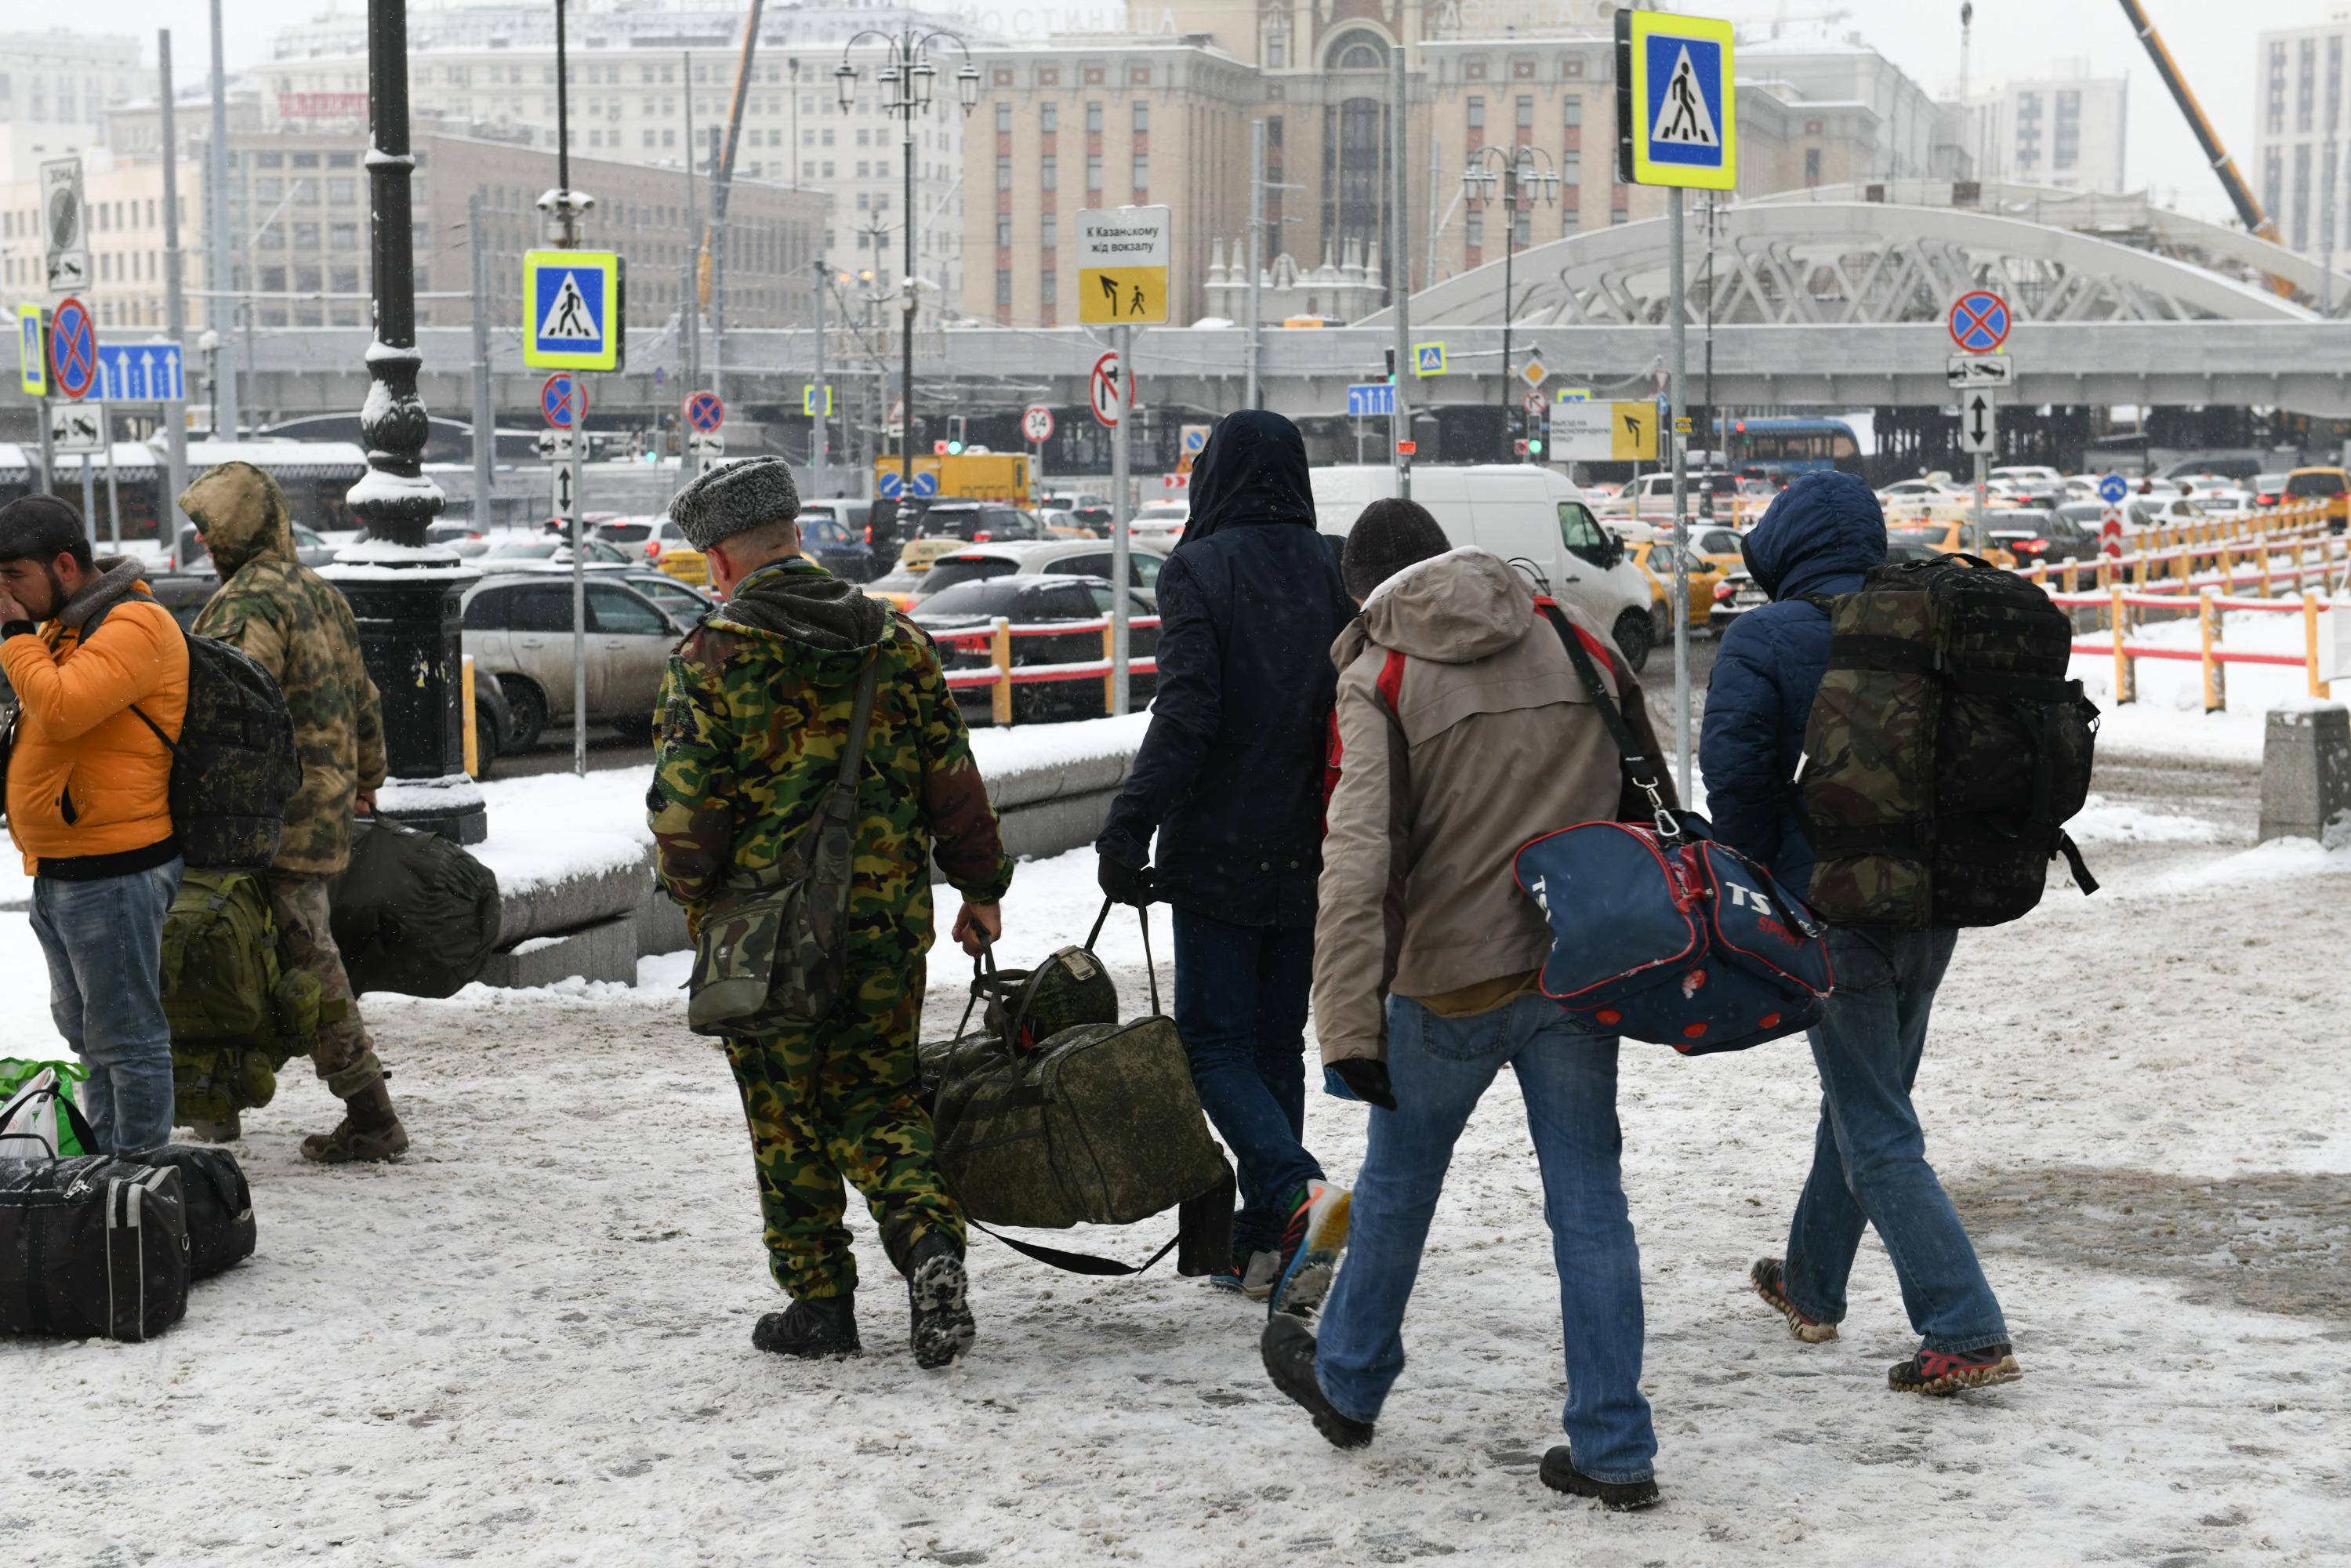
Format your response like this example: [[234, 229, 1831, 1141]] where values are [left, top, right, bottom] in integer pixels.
[[4, 822, 2346, 1566]]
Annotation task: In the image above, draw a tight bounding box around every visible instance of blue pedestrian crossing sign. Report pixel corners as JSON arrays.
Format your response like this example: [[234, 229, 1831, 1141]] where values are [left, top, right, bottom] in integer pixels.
[[95, 342, 186, 402], [16, 304, 45, 397], [1348, 383, 1395, 418], [522, 249, 626, 372], [1413, 342, 1448, 378], [1617, 10, 1736, 191]]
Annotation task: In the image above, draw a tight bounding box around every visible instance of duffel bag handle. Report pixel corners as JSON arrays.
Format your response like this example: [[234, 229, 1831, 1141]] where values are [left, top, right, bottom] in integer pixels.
[[1540, 602, 1682, 842], [1084, 896, 1163, 1018]]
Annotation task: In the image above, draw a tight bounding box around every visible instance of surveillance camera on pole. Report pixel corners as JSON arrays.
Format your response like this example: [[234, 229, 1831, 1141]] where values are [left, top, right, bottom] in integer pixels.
[[537, 187, 596, 248]]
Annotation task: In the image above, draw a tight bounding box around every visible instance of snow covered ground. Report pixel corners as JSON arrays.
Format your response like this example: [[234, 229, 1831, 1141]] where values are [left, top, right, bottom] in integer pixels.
[[5, 787, 2347, 1564]]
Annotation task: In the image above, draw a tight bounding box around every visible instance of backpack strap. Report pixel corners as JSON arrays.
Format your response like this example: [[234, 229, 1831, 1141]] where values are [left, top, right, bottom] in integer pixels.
[[1536, 601, 1679, 840], [1083, 895, 1163, 1018], [75, 595, 180, 757], [966, 1161, 1235, 1278]]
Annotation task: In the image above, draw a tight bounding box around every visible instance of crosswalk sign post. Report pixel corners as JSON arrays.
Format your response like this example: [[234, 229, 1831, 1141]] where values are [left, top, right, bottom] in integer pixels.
[[1413, 343, 1448, 378], [16, 304, 45, 398], [1075, 205, 1172, 719], [522, 250, 626, 372], [1616, 7, 1735, 808]]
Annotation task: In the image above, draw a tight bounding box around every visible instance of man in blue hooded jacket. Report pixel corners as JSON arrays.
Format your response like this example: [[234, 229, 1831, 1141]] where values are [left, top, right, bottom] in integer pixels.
[[1096, 410, 1356, 1313], [1700, 471, 2020, 1397]]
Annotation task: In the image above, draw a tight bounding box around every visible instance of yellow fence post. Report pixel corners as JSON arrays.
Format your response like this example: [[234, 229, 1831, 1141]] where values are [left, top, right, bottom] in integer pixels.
[[2308, 591, 2332, 699], [2111, 586, 2135, 704], [461, 654, 479, 778], [991, 617, 1014, 727], [2199, 587, 2224, 713], [1101, 620, 1116, 717]]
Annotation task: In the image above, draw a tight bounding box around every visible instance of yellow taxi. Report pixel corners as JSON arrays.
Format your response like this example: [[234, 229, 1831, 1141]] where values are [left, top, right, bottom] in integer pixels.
[[1627, 539, 1727, 629], [861, 537, 967, 612], [655, 544, 709, 587], [900, 536, 966, 573], [2284, 466, 2350, 529], [1885, 514, 2015, 568]]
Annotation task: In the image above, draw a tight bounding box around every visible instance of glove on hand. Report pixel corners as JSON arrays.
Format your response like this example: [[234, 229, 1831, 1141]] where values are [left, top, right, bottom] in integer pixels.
[[1096, 854, 1158, 908]]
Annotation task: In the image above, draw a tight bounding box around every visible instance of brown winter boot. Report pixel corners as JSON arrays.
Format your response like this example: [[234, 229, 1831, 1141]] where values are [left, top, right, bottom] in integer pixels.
[[300, 1080, 411, 1164]]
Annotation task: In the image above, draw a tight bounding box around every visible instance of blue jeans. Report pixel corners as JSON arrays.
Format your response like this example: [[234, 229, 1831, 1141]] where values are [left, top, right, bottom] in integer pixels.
[[29, 858, 183, 1159], [1316, 993, 1656, 1485], [1170, 907, 1322, 1255], [1783, 927, 2008, 1353]]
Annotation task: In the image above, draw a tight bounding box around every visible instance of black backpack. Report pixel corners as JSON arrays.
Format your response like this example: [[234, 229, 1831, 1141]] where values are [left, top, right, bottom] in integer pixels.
[[328, 816, 502, 997], [1798, 554, 2101, 930], [88, 598, 301, 869]]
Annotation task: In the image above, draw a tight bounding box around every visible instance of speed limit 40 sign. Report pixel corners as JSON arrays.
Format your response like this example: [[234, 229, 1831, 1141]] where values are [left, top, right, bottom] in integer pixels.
[[1021, 405, 1055, 443]]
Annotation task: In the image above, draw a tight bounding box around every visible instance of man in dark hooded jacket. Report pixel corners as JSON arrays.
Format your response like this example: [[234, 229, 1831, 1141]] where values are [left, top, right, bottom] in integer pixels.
[[650, 458, 1014, 1370], [1095, 410, 1355, 1312], [1701, 471, 2019, 1397]]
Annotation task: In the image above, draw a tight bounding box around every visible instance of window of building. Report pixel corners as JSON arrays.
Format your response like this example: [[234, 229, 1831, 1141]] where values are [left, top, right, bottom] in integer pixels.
[[256, 176, 285, 202], [1041, 270, 1056, 304], [857, 128, 871, 147], [997, 214, 1012, 246], [1132, 154, 1148, 191], [1468, 96, 1485, 131], [996, 154, 1010, 191], [1564, 95, 1582, 128], [1041, 212, 1056, 249], [1133, 102, 1148, 133], [1041, 102, 1058, 133], [2299, 38, 2318, 134], [997, 269, 1012, 304], [1087, 153, 1103, 190], [1562, 149, 1580, 184], [1043, 154, 1058, 190], [1087, 101, 1103, 133], [1517, 96, 1533, 129], [1466, 211, 1483, 250], [293, 221, 321, 249], [1266, 33, 1286, 70], [1804, 147, 1822, 187]]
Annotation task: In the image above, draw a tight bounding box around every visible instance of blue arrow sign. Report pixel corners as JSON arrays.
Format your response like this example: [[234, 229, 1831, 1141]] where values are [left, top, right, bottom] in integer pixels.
[[2099, 474, 2128, 505], [93, 343, 187, 403], [877, 472, 905, 499], [1347, 383, 1395, 418], [911, 471, 940, 498]]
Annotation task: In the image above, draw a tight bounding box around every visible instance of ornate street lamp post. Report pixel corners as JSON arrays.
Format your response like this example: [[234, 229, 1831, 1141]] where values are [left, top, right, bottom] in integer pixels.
[[325, 0, 484, 843], [1464, 145, 1560, 457], [836, 29, 980, 503]]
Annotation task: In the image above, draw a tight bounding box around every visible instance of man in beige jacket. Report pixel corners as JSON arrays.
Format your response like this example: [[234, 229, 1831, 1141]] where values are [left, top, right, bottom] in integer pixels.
[[1259, 500, 1674, 1512]]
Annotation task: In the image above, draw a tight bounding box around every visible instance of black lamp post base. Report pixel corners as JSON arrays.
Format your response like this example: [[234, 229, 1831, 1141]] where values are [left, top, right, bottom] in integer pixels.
[[325, 552, 485, 846]]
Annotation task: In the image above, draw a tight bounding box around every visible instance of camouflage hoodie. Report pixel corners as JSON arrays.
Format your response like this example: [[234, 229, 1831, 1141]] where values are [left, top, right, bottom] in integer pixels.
[[183, 461, 387, 877], [648, 556, 1013, 973]]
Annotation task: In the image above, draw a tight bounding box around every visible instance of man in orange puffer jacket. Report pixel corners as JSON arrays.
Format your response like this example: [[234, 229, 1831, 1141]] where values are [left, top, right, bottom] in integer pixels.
[[0, 496, 189, 1156]]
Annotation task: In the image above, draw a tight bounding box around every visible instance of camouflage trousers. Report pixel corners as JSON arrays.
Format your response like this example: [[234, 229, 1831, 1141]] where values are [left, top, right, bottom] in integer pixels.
[[267, 872, 384, 1099], [724, 963, 964, 1301]]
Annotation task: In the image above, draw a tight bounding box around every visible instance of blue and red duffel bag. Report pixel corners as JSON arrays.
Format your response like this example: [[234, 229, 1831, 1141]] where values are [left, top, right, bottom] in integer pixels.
[[1515, 603, 1834, 1056], [1514, 818, 1833, 1055]]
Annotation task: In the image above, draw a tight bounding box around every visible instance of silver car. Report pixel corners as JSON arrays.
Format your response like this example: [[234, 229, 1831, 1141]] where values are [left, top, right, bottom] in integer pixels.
[[461, 572, 690, 748]]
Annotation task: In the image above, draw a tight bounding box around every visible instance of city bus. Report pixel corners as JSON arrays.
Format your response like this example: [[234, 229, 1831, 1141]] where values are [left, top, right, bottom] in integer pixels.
[[1721, 417, 1864, 480]]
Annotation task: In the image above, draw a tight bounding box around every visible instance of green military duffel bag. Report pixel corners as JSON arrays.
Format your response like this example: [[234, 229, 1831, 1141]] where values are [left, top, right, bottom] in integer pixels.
[[925, 902, 1233, 1273], [162, 867, 339, 1123]]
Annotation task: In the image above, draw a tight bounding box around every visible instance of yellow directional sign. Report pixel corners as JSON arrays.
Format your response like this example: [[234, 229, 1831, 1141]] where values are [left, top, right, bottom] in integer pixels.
[[16, 303, 45, 397], [802, 383, 834, 416], [1611, 401, 1660, 460], [1077, 205, 1172, 325], [1550, 400, 1661, 462]]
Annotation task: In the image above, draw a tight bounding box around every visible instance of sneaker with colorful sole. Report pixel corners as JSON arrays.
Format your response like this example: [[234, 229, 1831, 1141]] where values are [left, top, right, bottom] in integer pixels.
[[1750, 1258, 1839, 1343], [1269, 1181, 1351, 1319], [1888, 1342, 2022, 1396]]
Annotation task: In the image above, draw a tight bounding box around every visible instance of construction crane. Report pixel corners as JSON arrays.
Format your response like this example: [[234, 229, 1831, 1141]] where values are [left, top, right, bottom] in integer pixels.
[[697, 0, 767, 328], [2116, 0, 2277, 241]]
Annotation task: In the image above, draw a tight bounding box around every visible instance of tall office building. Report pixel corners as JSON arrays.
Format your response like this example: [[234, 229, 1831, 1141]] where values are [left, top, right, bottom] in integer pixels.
[[1968, 71, 2128, 195], [2255, 21, 2351, 257]]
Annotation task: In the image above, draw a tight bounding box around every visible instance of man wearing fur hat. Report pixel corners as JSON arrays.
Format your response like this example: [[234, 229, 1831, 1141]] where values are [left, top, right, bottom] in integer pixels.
[[648, 457, 1014, 1370]]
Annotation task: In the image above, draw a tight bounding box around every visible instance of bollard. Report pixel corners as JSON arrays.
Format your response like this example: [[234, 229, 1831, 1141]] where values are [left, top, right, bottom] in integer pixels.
[[2199, 588, 2224, 713], [2308, 592, 2333, 700], [2257, 700, 2351, 844], [2111, 585, 2135, 704], [991, 617, 1014, 728], [462, 654, 479, 778]]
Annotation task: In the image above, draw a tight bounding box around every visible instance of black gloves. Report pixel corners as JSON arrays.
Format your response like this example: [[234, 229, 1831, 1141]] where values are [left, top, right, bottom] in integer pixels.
[[1097, 853, 1157, 908], [1329, 1057, 1397, 1112]]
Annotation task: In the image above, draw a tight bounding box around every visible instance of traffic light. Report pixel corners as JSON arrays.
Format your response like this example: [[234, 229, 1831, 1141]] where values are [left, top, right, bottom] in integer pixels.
[[1526, 436, 1544, 457], [945, 415, 967, 456], [1384, 347, 1396, 383]]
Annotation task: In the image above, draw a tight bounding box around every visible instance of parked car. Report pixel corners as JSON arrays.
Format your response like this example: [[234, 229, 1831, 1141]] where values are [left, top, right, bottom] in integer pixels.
[[909, 573, 1159, 724], [148, 572, 219, 630], [2251, 472, 2293, 507], [460, 573, 694, 748], [1627, 538, 1726, 633], [1707, 539, 1943, 633], [915, 539, 1174, 605], [176, 522, 337, 573], [796, 498, 875, 546], [797, 513, 877, 581], [1987, 507, 2101, 568], [624, 571, 713, 626], [918, 500, 1042, 543], [1313, 464, 1660, 671], [1036, 507, 1100, 539], [863, 567, 923, 611], [1885, 516, 2015, 566], [1127, 499, 1191, 548], [425, 520, 492, 557], [2161, 455, 2262, 482], [2284, 466, 2350, 530], [483, 535, 635, 568]]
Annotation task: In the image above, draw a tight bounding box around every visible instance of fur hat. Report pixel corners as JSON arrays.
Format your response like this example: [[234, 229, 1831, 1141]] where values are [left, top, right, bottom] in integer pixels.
[[668, 456, 801, 550]]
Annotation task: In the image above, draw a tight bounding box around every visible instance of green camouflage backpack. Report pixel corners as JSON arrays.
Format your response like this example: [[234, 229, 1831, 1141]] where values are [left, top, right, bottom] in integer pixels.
[[688, 661, 880, 1038], [1798, 554, 2100, 930], [161, 868, 339, 1122]]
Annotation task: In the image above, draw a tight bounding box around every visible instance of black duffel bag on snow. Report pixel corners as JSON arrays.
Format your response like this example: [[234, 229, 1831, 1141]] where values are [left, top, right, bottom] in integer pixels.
[[142, 1144, 256, 1281], [922, 901, 1235, 1279], [0, 1147, 190, 1341], [328, 816, 502, 998]]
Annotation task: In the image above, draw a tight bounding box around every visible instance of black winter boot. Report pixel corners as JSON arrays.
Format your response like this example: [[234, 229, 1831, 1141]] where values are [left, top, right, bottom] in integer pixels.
[[1260, 1314, 1375, 1450], [1540, 1447, 1660, 1511], [753, 1295, 862, 1359], [902, 1232, 976, 1370]]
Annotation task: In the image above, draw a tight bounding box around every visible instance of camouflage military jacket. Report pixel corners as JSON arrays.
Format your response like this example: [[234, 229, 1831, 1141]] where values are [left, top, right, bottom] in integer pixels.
[[648, 557, 1014, 974], [183, 462, 388, 878]]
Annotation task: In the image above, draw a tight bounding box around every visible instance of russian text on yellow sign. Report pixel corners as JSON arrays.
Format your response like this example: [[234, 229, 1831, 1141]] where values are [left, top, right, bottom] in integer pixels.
[[1625, 10, 1738, 192], [1078, 267, 1170, 325]]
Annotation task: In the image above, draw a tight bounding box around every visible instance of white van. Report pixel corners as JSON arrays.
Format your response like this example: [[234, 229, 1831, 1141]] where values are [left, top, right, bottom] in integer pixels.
[[1313, 464, 1662, 670]]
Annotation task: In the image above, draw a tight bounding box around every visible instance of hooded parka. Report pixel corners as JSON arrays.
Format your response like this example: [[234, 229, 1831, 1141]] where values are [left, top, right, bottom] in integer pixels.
[[1095, 411, 1354, 927]]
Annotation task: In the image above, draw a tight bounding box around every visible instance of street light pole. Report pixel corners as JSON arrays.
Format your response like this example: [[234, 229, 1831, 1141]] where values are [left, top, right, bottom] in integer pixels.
[[328, 0, 481, 844], [1465, 144, 1558, 458], [157, 28, 190, 542], [838, 28, 980, 507], [206, 0, 239, 439]]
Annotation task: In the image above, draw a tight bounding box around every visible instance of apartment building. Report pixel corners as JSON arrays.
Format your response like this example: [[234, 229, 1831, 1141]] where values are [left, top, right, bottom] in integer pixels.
[[0, 153, 210, 332], [1968, 72, 2128, 194], [0, 30, 144, 182], [2255, 21, 2351, 257]]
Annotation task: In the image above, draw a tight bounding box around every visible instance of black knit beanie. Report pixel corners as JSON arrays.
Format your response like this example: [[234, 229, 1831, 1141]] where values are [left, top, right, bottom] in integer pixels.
[[1341, 497, 1451, 600], [0, 495, 90, 567]]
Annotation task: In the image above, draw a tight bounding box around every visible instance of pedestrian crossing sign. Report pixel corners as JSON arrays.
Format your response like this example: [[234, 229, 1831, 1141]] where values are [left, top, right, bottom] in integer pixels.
[[523, 249, 626, 372], [1616, 9, 1736, 191]]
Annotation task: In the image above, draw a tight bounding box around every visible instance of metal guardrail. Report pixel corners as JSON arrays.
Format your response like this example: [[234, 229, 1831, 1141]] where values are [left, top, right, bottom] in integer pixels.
[[933, 614, 1165, 724]]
